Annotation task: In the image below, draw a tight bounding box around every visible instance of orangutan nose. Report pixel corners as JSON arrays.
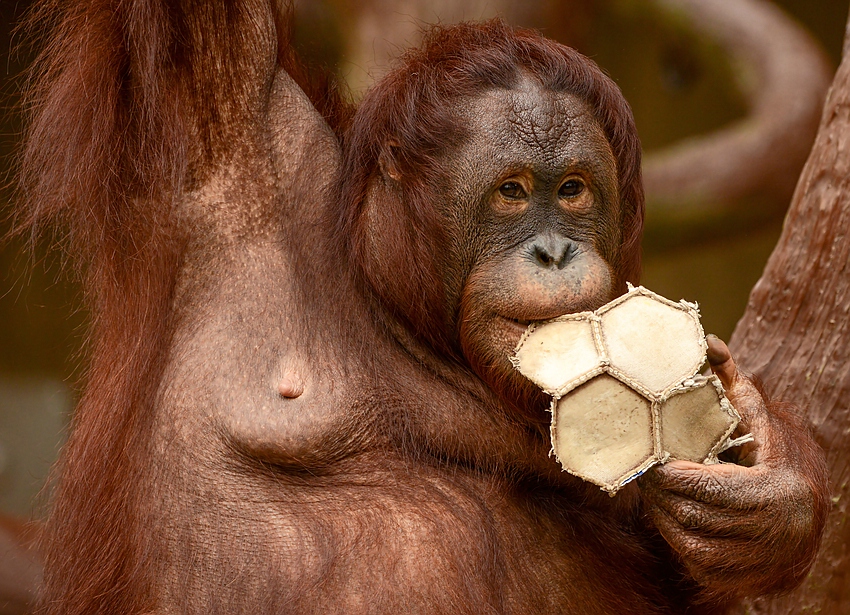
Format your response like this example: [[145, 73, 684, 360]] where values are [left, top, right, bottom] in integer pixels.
[[530, 235, 576, 269]]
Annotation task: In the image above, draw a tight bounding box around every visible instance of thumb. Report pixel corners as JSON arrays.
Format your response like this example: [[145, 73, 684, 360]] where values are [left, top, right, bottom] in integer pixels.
[[705, 334, 772, 463], [706, 334, 737, 390]]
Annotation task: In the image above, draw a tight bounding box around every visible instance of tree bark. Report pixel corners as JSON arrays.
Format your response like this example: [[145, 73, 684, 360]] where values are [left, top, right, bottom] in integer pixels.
[[729, 8, 850, 614]]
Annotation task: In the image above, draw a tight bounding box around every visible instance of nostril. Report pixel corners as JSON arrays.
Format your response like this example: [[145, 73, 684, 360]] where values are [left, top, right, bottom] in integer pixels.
[[534, 246, 555, 267], [530, 236, 576, 269]]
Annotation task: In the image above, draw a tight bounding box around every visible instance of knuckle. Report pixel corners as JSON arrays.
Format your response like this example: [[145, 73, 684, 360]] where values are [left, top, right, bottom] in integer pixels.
[[776, 473, 817, 541], [672, 499, 705, 530], [680, 470, 727, 503]]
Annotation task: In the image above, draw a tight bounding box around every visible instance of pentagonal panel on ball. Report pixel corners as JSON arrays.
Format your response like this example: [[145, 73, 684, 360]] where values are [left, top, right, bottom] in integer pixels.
[[659, 377, 739, 463], [513, 316, 601, 395], [599, 293, 705, 397], [552, 374, 654, 492]]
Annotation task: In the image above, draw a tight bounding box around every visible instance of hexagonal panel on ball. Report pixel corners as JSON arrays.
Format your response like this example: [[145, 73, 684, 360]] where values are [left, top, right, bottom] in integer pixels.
[[660, 377, 739, 463], [599, 292, 705, 397], [512, 316, 602, 395], [551, 374, 654, 492]]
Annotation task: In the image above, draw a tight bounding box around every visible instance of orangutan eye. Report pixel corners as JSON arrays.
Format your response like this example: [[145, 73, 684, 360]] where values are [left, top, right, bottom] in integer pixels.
[[499, 181, 527, 199], [559, 179, 584, 198]]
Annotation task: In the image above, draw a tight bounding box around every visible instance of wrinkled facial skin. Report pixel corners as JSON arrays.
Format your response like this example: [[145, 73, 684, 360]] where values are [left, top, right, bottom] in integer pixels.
[[442, 81, 622, 412]]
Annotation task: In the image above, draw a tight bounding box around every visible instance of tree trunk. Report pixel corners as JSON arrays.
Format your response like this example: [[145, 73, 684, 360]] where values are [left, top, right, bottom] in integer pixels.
[[729, 8, 850, 614]]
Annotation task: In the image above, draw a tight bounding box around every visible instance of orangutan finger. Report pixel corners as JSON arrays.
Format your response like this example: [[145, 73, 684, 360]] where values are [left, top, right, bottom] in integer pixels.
[[643, 487, 765, 538], [706, 334, 737, 390], [645, 460, 764, 509]]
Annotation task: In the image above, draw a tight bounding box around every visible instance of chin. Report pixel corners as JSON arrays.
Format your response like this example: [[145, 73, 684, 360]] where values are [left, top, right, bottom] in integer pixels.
[[459, 316, 551, 419]]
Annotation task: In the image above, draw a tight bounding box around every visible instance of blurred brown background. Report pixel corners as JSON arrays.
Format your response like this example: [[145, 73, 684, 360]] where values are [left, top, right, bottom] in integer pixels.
[[0, 0, 847, 519]]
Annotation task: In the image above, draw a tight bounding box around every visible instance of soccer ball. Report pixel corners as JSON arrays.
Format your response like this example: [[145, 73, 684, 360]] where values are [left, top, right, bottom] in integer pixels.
[[512, 285, 740, 494]]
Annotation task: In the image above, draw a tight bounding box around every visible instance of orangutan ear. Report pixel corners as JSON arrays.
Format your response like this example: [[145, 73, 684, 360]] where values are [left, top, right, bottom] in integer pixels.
[[378, 140, 402, 182]]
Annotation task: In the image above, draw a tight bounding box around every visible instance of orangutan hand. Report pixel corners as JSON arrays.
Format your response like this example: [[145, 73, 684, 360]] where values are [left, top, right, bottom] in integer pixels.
[[639, 335, 828, 600]]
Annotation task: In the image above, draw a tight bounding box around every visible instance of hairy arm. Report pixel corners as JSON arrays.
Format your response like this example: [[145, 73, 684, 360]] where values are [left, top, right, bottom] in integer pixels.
[[18, 2, 341, 614]]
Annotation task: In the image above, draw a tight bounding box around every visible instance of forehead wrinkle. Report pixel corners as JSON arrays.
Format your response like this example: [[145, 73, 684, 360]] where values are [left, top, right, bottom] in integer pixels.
[[465, 86, 593, 167], [505, 79, 571, 154], [449, 85, 616, 191]]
